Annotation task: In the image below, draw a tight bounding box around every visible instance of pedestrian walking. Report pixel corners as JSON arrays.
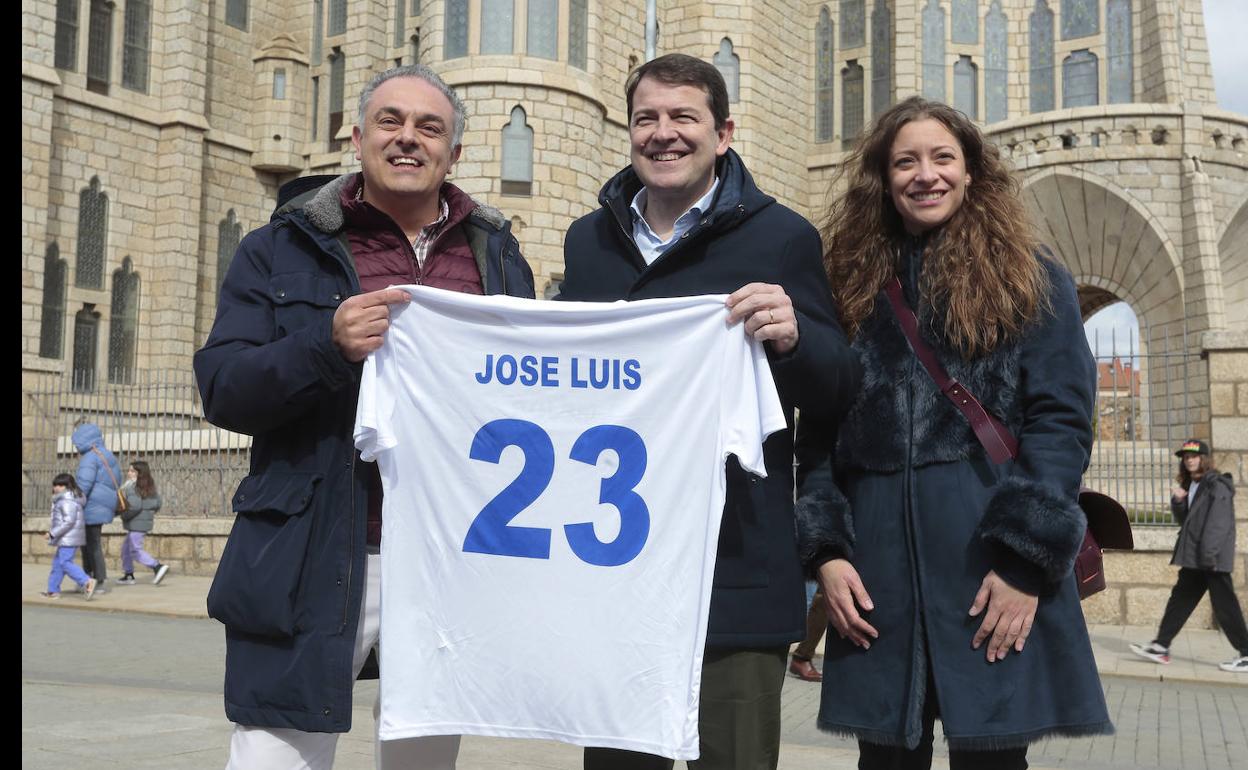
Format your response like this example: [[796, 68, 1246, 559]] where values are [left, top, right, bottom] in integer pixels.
[[116, 460, 170, 586], [1131, 439, 1248, 673], [789, 585, 827, 682], [72, 421, 122, 592], [43, 473, 97, 600]]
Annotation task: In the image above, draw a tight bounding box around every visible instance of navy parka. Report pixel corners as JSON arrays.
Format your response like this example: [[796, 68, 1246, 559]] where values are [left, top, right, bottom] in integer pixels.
[[194, 174, 534, 732]]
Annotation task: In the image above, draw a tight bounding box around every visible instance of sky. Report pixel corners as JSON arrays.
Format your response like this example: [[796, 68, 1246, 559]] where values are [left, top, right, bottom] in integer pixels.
[[1083, 0, 1244, 355]]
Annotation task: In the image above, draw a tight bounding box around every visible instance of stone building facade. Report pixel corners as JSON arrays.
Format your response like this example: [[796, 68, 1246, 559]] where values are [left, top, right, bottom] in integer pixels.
[[20, 1, 1248, 620]]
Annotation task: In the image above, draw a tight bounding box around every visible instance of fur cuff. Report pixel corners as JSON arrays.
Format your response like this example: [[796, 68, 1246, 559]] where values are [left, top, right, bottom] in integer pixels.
[[795, 488, 855, 568], [976, 476, 1086, 584]]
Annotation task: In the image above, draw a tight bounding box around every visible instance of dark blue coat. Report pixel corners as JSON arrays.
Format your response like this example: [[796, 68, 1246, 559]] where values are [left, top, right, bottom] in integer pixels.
[[560, 149, 861, 648], [72, 423, 122, 526], [796, 244, 1112, 749], [194, 174, 534, 732]]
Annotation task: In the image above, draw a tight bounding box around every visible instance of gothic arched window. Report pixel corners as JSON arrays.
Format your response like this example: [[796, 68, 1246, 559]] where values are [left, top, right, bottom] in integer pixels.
[[871, 0, 892, 117], [954, 56, 978, 119], [445, 0, 469, 58], [952, 0, 978, 44], [842, 60, 864, 150], [1061, 0, 1098, 40], [55, 0, 79, 71], [985, 1, 1008, 122], [108, 257, 139, 385], [1107, 0, 1133, 104], [1029, 0, 1055, 113], [217, 210, 242, 297], [713, 39, 740, 103], [528, 0, 558, 59], [481, 0, 514, 54], [922, 0, 946, 102], [40, 243, 68, 359], [500, 106, 534, 196], [72, 305, 100, 393], [569, 0, 588, 69], [1062, 49, 1098, 107], [328, 49, 346, 151], [122, 0, 152, 92], [841, 0, 865, 48], [816, 8, 835, 143], [77, 176, 108, 290]]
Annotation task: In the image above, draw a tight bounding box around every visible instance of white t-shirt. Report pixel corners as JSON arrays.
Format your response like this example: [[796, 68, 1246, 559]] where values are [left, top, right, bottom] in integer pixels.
[[353, 286, 785, 759]]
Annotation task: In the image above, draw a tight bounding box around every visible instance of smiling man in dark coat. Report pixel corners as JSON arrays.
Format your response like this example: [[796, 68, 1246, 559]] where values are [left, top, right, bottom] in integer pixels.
[[559, 53, 861, 769], [194, 64, 533, 769]]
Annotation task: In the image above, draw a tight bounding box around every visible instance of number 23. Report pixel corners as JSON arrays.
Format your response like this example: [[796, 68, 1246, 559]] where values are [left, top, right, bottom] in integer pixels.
[[462, 418, 650, 567]]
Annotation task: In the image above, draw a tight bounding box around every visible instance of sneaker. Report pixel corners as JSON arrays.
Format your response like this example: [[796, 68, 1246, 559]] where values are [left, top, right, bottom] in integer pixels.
[[38, 591, 61, 599], [152, 564, 170, 585], [92, 580, 109, 595], [1129, 641, 1171, 664], [1218, 656, 1248, 673], [116, 574, 136, 586], [84, 578, 97, 601]]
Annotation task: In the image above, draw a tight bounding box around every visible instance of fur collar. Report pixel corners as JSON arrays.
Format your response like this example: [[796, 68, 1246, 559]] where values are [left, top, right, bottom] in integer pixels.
[[289, 173, 507, 234]]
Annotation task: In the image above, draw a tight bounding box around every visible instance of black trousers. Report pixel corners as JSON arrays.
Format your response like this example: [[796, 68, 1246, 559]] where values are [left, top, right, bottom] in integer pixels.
[[81, 523, 107, 582], [1156, 568, 1248, 655], [583, 646, 788, 770], [858, 665, 1028, 770]]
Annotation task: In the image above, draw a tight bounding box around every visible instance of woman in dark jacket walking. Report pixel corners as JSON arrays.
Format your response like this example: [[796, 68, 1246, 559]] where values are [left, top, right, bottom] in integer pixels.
[[796, 97, 1111, 769], [117, 460, 170, 586], [1130, 440, 1247, 673]]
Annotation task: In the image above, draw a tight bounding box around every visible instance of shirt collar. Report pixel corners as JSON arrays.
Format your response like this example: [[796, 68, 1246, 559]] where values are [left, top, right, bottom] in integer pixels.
[[629, 176, 721, 233]]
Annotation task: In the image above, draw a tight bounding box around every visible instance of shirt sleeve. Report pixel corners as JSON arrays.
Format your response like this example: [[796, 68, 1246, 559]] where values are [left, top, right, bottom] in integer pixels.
[[720, 329, 786, 478]]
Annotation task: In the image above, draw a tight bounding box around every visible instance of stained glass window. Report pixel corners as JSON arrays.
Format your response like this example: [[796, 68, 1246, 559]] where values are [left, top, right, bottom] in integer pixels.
[[952, 0, 978, 44], [394, 0, 405, 47], [77, 176, 107, 290], [329, 0, 348, 36], [501, 107, 533, 196], [72, 306, 99, 393], [954, 56, 978, 119], [922, 0, 946, 102], [226, 0, 248, 29], [1062, 0, 1098, 40], [40, 243, 67, 359], [1107, 0, 1133, 103], [1029, 0, 1055, 113], [273, 69, 287, 99], [217, 210, 242, 297], [569, 0, 588, 69], [445, 0, 468, 58], [122, 0, 151, 92], [312, 0, 323, 64], [481, 0, 514, 54], [108, 257, 139, 385], [1063, 49, 1098, 107], [816, 7, 834, 143], [328, 50, 345, 151], [714, 39, 740, 103], [985, 1, 1007, 122], [86, 0, 113, 94], [871, 0, 892, 117], [841, 0, 865, 48], [55, 0, 79, 71], [843, 60, 864, 150], [528, 0, 557, 59]]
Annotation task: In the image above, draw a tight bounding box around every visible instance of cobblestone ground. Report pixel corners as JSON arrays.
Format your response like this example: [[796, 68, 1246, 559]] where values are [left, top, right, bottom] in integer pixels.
[[22, 608, 1248, 769]]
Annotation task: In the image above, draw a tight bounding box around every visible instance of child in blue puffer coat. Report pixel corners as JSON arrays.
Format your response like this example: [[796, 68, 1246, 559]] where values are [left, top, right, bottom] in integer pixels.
[[43, 473, 97, 599]]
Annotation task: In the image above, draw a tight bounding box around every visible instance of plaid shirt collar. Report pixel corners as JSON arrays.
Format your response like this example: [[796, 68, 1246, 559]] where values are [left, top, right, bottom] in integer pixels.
[[354, 182, 450, 269]]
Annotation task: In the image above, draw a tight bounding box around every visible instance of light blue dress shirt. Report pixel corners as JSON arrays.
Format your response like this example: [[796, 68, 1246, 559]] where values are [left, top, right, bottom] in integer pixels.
[[629, 177, 721, 265]]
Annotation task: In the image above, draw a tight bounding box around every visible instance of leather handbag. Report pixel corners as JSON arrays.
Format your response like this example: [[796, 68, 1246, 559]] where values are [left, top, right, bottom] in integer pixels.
[[91, 446, 128, 514], [883, 277, 1134, 599]]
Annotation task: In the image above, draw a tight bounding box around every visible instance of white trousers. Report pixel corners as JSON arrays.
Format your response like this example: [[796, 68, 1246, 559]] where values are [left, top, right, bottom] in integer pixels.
[[226, 552, 461, 770]]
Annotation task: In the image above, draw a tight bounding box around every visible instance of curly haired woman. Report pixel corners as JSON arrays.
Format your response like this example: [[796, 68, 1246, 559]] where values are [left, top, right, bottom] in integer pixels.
[[795, 97, 1112, 769]]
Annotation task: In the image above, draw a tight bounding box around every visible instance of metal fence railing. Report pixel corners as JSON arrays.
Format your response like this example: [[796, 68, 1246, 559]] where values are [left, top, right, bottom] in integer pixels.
[[21, 369, 250, 518], [1085, 319, 1204, 526]]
